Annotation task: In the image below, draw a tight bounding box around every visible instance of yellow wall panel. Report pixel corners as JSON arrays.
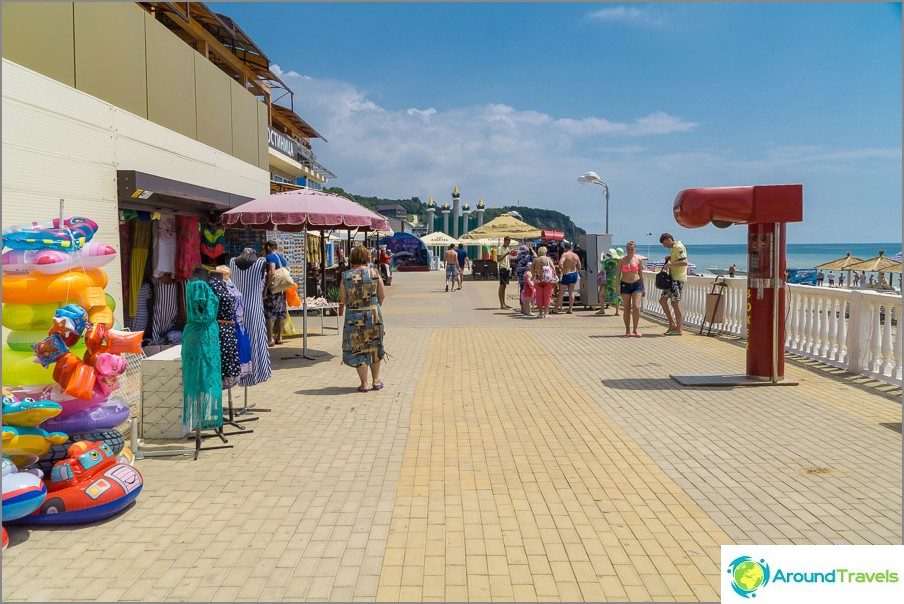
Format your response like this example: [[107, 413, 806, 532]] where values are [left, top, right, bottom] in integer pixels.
[[195, 54, 232, 154], [257, 102, 270, 170], [74, 2, 147, 118], [1, 2, 75, 87], [145, 12, 196, 139], [230, 79, 261, 166]]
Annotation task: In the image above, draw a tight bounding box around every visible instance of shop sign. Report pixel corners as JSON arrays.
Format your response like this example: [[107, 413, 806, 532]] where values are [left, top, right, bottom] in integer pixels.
[[268, 127, 298, 159]]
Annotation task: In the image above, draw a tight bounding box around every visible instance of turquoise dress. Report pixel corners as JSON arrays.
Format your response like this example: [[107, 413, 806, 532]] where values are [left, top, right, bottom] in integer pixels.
[[341, 267, 385, 367], [182, 280, 222, 431], [602, 257, 622, 306]]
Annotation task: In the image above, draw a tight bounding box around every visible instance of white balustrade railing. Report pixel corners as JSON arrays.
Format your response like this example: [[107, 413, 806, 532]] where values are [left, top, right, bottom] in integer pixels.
[[638, 272, 902, 386]]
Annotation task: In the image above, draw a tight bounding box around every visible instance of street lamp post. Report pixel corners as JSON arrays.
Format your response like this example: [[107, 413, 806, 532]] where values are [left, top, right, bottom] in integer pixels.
[[577, 171, 610, 234], [645, 232, 653, 259]]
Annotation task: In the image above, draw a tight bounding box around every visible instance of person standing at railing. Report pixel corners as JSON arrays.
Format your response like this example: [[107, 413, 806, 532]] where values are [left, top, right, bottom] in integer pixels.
[[659, 233, 688, 336]]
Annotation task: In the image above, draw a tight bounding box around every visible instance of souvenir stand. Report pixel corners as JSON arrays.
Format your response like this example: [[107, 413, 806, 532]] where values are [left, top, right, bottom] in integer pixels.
[[221, 189, 391, 361]]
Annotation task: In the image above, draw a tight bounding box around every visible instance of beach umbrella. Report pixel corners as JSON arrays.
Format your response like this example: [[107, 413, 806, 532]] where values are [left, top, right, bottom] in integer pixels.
[[815, 251, 865, 288], [420, 232, 460, 246], [459, 214, 541, 240], [844, 250, 902, 279]]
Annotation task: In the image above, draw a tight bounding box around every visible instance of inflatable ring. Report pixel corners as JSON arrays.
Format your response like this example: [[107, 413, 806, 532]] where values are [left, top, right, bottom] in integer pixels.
[[2, 387, 62, 427], [11, 440, 142, 526], [1, 425, 69, 458], [41, 399, 129, 434], [5, 384, 109, 418], [2, 216, 98, 252], [1, 459, 47, 522], [3, 302, 68, 331], [2, 269, 108, 304], [2, 242, 116, 276], [6, 330, 55, 352], [2, 346, 85, 386]]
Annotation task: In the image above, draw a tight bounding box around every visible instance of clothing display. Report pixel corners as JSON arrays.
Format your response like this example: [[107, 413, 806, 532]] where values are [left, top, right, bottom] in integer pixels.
[[181, 279, 222, 432], [229, 256, 272, 386], [176, 216, 202, 281], [153, 214, 177, 277], [129, 220, 152, 317], [224, 277, 253, 380], [602, 257, 622, 306], [129, 282, 152, 334], [119, 220, 132, 313], [341, 267, 385, 367], [202, 225, 226, 261], [208, 276, 240, 389], [149, 276, 179, 345]]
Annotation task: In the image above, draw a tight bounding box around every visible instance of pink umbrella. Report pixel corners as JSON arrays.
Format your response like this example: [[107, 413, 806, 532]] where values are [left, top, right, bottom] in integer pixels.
[[221, 189, 390, 232]]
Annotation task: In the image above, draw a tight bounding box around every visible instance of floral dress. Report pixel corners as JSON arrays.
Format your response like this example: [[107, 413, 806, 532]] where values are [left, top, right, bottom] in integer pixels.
[[341, 268, 385, 367]]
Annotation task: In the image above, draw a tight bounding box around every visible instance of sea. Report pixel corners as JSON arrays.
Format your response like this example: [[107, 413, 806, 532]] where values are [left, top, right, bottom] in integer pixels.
[[625, 242, 903, 274]]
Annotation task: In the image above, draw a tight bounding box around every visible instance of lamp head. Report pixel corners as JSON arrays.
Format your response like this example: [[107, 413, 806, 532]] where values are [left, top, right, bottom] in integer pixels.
[[578, 171, 602, 185]]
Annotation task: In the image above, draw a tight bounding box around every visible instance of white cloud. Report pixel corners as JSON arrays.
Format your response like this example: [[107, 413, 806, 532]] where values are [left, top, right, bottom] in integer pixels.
[[270, 70, 900, 238], [270, 63, 301, 79], [586, 5, 668, 28]]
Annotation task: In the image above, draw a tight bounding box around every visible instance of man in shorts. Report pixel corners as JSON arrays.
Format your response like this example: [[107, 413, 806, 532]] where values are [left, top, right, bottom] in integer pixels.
[[659, 232, 688, 335], [455, 243, 470, 290], [496, 236, 516, 309], [444, 244, 459, 292], [552, 242, 582, 314]]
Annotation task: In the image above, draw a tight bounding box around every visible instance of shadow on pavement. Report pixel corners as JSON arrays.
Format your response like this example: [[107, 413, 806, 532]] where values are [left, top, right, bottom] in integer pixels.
[[295, 386, 362, 396], [602, 377, 703, 391]]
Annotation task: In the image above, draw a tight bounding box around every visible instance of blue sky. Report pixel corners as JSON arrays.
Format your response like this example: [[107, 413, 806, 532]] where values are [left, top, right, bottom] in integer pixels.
[[210, 2, 902, 244]]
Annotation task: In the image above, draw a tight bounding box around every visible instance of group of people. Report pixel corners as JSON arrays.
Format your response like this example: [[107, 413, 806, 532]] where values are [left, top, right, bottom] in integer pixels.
[[817, 269, 891, 289], [480, 233, 689, 336]]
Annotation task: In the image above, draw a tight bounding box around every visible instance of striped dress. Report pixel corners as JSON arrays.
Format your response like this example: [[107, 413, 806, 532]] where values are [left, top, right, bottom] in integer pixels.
[[229, 257, 272, 386], [149, 277, 179, 344]]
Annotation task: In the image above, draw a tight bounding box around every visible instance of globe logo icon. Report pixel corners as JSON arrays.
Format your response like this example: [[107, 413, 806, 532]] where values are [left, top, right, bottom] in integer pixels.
[[727, 556, 770, 598]]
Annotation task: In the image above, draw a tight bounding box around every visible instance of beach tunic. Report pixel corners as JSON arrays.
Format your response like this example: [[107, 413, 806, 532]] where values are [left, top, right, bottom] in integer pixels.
[[229, 257, 272, 386], [341, 267, 385, 367], [181, 280, 222, 432], [224, 277, 253, 381], [602, 257, 622, 306]]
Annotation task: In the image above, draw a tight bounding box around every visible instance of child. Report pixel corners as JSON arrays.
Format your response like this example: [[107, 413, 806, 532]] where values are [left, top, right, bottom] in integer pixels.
[[521, 269, 536, 316]]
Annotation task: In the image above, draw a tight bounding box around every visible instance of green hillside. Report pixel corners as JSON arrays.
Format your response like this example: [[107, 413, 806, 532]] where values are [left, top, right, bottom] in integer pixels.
[[325, 187, 586, 241]]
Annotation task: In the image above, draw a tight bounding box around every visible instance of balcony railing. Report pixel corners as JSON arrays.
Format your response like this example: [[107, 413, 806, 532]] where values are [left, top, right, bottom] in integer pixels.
[[639, 272, 902, 386]]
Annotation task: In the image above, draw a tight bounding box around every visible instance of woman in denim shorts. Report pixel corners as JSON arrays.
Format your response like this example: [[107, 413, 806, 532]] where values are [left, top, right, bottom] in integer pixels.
[[618, 241, 645, 337]]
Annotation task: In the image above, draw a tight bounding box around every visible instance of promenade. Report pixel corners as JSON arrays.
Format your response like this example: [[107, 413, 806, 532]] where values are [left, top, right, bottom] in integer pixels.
[[2, 270, 901, 602]]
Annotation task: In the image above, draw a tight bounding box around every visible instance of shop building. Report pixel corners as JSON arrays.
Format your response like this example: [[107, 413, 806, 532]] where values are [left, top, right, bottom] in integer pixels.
[[2, 2, 332, 337]]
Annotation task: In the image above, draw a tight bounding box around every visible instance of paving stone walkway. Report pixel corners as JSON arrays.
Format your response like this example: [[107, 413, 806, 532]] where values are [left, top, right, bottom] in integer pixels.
[[2, 269, 900, 602]]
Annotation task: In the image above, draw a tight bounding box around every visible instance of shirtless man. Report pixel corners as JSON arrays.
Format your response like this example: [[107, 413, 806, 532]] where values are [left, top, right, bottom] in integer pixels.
[[552, 242, 582, 314], [444, 244, 459, 292]]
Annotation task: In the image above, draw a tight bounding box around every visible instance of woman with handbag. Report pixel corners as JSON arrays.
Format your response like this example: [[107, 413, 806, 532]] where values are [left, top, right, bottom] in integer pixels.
[[263, 240, 291, 346], [530, 246, 558, 318]]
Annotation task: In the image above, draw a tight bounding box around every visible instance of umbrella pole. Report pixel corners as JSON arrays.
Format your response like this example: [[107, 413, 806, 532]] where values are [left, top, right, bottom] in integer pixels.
[[302, 222, 312, 359]]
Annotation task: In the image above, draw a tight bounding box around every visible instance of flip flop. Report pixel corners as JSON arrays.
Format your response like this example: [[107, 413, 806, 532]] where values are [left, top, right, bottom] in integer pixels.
[[633, 332, 643, 337], [372, 381, 384, 391], [357, 385, 368, 393]]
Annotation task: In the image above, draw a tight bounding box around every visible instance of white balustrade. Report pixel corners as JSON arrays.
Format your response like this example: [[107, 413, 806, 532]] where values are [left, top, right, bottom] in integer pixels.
[[638, 273, 902, 386]]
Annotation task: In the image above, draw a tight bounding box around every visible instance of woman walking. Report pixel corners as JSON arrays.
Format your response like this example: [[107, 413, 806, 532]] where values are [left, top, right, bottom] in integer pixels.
[[263, 240, 288, 346], [340, 246, 387, 392], [531, 246, 558, 318], [618, 241, 645, 337]]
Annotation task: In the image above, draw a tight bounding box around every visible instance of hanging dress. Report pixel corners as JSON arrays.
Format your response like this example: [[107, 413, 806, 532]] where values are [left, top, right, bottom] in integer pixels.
[[341, 267, 385, 367], [129, 219, 152, 317], [228, 257, 272, 386], [153, 215, 177, 277], [602, 257, 622, 307], [224, 277, 253, 380], [175, 216, 201, 281], [181, 280, 222, 432], [150, 276, 180, 344], [208, 276, 241, 389]]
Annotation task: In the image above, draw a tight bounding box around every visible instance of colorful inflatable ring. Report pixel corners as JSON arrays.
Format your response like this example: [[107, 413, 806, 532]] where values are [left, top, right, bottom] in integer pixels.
[[3, 302, 68, 331], [3, 384, 108, 418], [11, 440, 142, 526], [40, 399, 130, 434], [1, 425, 69, 458], [1, 458, 47, 522], [2, 269, 108, 304], [2, 387, 63, 427], [2, 345, 86, 386], [7, 329, 56, 352], [2, 242, 116, 275], [2, 216, 98, 252], [37, 429, 127, 475], [2, 526, 8, 551]]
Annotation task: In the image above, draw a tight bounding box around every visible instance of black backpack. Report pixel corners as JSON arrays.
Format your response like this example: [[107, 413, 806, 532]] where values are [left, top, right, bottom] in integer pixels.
[[655, 268, 673, 290]]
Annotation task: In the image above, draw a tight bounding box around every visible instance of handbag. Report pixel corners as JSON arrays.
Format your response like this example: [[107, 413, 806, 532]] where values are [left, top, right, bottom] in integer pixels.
[[268, 256, 295, 294], [655, 268, 673, 290]]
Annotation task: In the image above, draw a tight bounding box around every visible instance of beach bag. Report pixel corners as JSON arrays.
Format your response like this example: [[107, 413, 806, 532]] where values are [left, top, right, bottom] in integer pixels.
[[269, 265, 295, 294], [540, 262, 559, 284], [596, 267, 607, 286], [655, 268, 673, 290]]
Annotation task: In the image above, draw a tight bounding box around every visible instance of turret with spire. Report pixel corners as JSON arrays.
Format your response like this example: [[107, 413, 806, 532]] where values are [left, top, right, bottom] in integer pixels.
[[441, 202, 450, 235], [476, 198, 486, 228], [451, 187, 461, 239], [426, 197, 436, 234]]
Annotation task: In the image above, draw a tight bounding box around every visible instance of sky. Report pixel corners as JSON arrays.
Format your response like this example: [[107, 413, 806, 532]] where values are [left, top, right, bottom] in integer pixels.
[[209, 2, 902, 245]]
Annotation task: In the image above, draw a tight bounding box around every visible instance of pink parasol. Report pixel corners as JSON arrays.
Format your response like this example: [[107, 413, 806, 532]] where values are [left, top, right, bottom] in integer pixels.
[[220, 189, 389, 232]]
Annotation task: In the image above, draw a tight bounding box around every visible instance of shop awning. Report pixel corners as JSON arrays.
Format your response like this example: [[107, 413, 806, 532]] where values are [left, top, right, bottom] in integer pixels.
[[117, 170, 255, 213]]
